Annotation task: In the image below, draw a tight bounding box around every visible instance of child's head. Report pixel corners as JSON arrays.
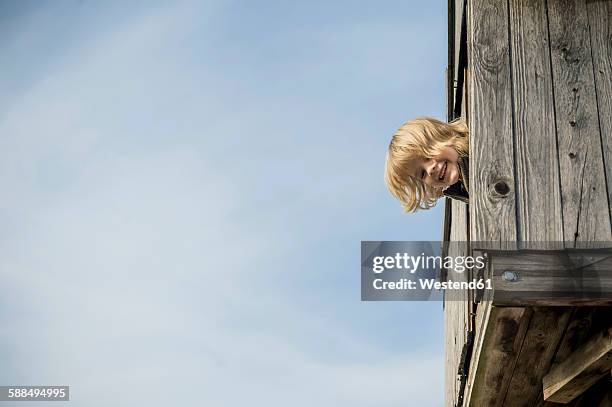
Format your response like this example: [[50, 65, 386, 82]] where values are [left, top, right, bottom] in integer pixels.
[[384, 117, 468, 212]]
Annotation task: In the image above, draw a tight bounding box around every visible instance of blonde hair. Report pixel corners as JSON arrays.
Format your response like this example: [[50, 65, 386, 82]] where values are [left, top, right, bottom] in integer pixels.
[[384, 117, 469, 212]]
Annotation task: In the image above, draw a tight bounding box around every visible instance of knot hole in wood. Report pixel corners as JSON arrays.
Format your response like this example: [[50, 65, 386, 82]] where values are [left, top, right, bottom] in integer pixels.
[[492, 180, 511, 197]]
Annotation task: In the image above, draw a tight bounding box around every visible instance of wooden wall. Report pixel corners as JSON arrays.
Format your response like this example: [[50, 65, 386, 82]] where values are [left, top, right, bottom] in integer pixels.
[[444, 0, 612, 405], [469, 0, 612, 244]]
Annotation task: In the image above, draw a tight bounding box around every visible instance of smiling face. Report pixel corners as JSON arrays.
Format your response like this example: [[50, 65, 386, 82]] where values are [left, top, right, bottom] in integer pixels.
[[405, 145, 460, 189]]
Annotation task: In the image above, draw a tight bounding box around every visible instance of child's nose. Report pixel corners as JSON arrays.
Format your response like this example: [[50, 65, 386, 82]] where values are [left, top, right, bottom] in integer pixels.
[[426, 160, 437, 176]]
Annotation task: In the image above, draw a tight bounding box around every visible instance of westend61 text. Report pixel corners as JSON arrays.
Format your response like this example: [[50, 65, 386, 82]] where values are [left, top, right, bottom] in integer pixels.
[[372, 278, 492, 290]]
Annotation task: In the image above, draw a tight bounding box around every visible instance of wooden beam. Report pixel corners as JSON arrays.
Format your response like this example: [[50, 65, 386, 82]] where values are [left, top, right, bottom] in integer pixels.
[[572, 375, 612, 407], [502, 308, 572, 406], [534, 307, 609, 407], [488, 250, 612, 307], [543, 327, 612, 403], [463, 304, 530, 406]]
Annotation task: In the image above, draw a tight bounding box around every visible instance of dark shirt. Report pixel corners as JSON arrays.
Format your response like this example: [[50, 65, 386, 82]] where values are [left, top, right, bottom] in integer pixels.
[[442, 156, 469, 203]]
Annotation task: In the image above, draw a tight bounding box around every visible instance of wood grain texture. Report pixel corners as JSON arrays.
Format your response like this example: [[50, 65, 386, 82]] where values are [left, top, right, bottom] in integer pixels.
[[536, 376, 612, 407], [454, 0, 612, 405], [468, 0, 518, 243], [489, 250, 612, 306], [444, 200, 470, 407], [463, 305, 531, 406], [547, 0, 612, 244], [536, 308, 609, 407], [464, 1, 520, 404], [509, 0, 564, 241], [543, 326, 612, 403], [586, 0, 612, 233], [502, 308, 572, 406]]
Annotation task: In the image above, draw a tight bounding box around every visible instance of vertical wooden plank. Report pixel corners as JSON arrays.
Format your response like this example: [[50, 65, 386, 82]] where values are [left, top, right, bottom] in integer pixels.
[[445, 299, 466, 407], [468, 0, 518, 243], [547, 0, 612, 244], [586, 0, 612, 233], [444, 201, 470, 407], [444, 1, 468, 403], [465, 0, 520, 404], [509, 0, 564, 241]]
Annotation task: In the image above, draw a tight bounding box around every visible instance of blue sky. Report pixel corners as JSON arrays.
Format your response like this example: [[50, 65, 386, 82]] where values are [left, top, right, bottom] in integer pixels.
[[0, 1, 447, 405]]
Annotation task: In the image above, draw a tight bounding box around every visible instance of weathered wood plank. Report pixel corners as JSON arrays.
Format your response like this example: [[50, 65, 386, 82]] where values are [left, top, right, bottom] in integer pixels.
[[554, 308, 607, 364], [468, 0, 518, 243], [543, 326, 612, 403], [536, 375, 612, 407], [463, 305, 531, 406], [547, 0, 612, 244], [502, 308, 572, 406], [586, 0, 612, 230], [536, 308, 601, 407], [444, 200, 470, 407], [488, 250, 612, 307], [465, 0, 521, 404], [445, 299, 468, 407], [509, 0, 564, 241]]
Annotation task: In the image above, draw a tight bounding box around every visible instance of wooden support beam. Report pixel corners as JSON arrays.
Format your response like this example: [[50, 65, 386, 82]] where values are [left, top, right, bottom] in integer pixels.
[[463, 304, 531, 406], [543, 327, 612, 403], [488, 249, 612, 307], [533, 308, 610, 407], [502, 308, 572, 406]]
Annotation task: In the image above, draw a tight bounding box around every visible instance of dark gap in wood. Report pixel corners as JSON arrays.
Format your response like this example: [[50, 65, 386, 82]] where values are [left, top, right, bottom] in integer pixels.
[[572, 374, 612, 407], [448, 0, 455, 103], [574, 150, 589, 246], [506, 0, 521, 243], [453, 1, 468, 119]]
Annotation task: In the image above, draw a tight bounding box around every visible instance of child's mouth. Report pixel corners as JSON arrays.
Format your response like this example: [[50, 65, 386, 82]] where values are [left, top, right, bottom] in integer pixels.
[[438, 161, 448, 182]]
